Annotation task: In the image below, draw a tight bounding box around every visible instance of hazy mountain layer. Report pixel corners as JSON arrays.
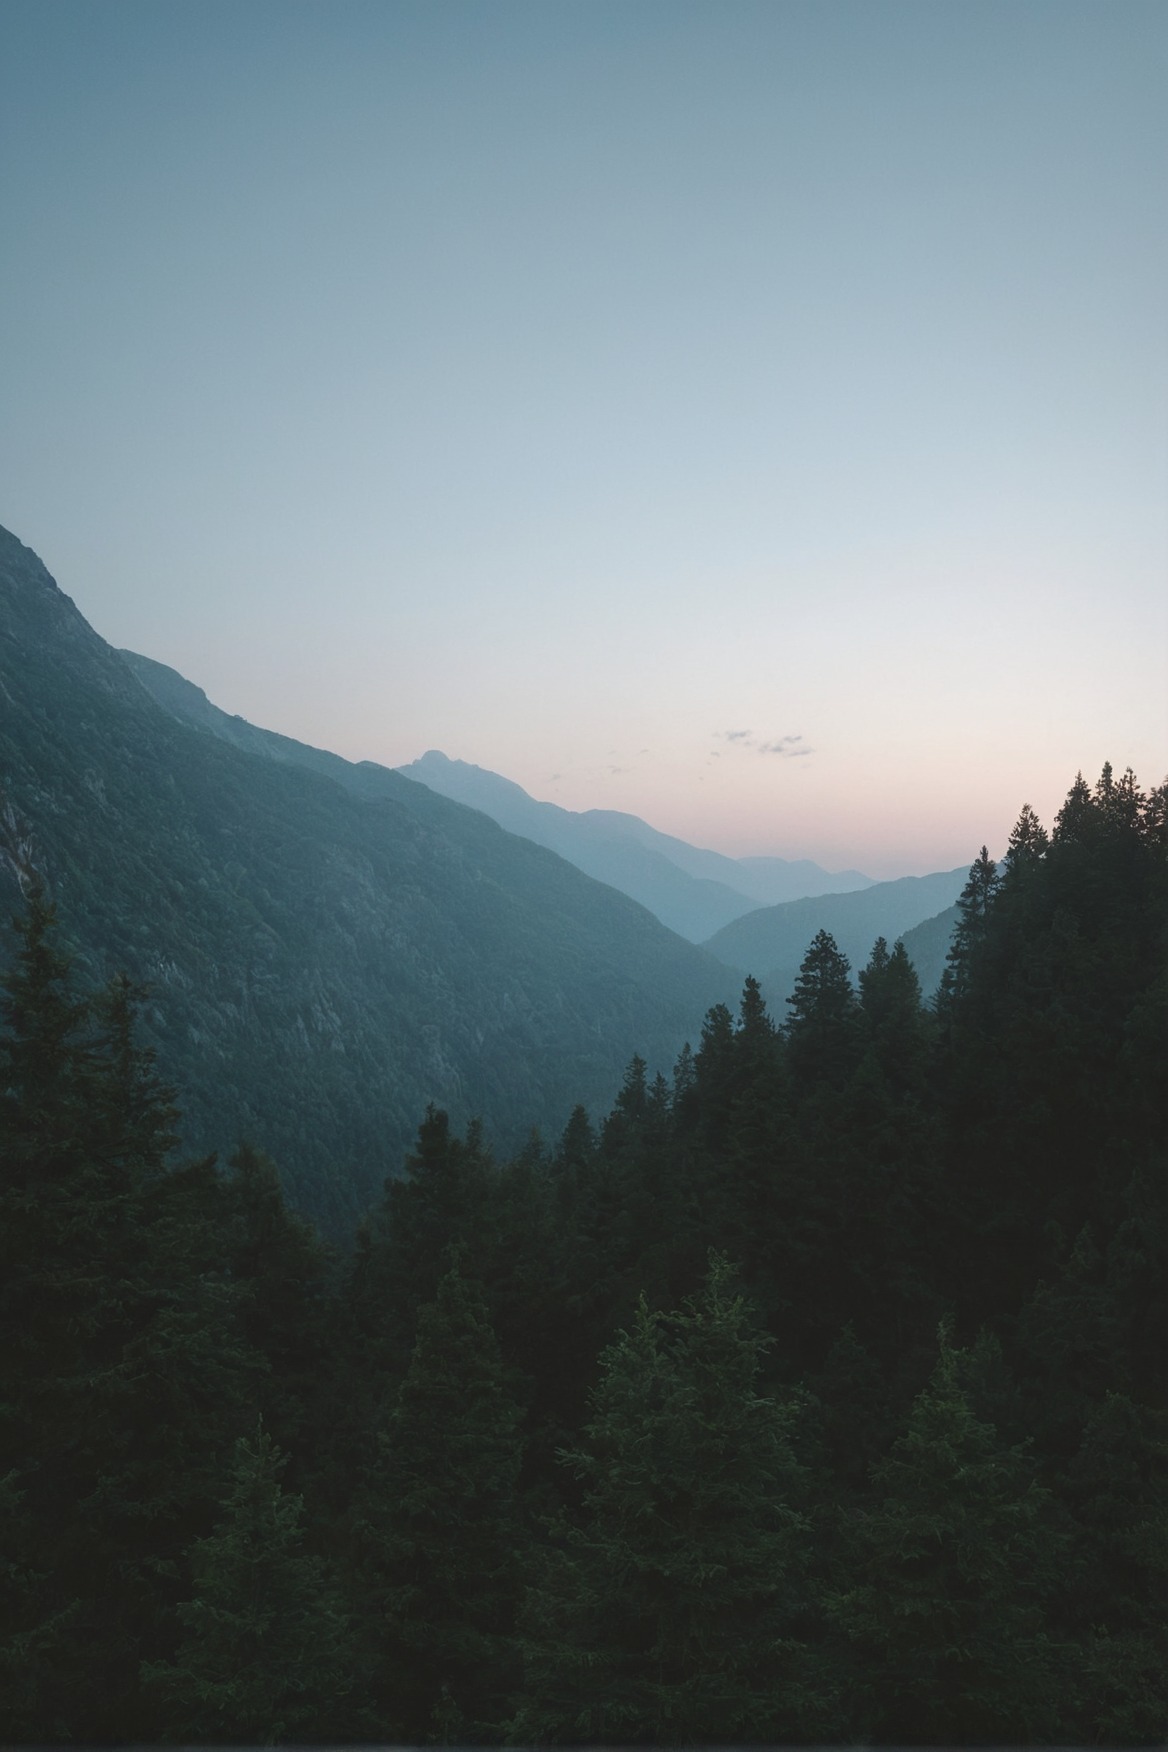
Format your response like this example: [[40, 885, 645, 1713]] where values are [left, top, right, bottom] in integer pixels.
[[0, 526, 736, 1229], [898, 903, 960, 998], [703, 869, 969, 1007], [397, 749, 873, 941]]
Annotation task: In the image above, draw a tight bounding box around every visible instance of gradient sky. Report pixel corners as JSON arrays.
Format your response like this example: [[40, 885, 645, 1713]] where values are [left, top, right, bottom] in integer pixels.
[[2, 0, 1164, 878]]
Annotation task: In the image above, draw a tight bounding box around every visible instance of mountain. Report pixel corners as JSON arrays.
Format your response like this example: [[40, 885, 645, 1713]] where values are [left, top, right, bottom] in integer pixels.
[[899, 903, 960, 998], [702, 869, 970, 1007], [0, 525, 738, 1230], [396, 749, 874, 941]]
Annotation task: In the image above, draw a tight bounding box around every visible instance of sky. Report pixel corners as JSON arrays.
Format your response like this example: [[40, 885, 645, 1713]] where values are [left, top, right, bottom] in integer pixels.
[[2, 0, 1164, 879]]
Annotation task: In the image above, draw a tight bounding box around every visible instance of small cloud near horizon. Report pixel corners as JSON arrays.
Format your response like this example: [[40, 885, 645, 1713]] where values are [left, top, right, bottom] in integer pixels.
[[714, 729, 812, 759], [758, 734, 810, 757]]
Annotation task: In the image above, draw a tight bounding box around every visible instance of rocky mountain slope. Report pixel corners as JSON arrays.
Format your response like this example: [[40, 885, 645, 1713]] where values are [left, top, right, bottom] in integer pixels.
[[0, 526, 736, 1230]]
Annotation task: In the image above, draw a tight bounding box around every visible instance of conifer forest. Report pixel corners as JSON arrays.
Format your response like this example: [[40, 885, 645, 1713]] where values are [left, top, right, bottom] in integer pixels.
[[1, 765, 1165, 1746]]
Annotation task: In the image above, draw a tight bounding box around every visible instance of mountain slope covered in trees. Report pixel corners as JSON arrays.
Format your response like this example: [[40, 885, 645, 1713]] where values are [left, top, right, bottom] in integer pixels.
[[0, 525, 736, 1228], [2, 760, 1163, 1743]]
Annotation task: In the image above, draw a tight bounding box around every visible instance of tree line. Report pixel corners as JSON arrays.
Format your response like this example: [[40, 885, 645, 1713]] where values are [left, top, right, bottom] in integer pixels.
[[1, 764, 1164, 1743]]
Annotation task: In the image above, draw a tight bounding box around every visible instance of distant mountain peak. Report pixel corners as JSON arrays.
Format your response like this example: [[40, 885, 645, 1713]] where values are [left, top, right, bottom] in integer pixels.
[[396, 752, 876, 941]]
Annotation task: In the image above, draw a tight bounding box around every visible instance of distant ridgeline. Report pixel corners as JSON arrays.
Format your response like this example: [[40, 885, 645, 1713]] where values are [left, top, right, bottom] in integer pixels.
[[0, 758, 1163, 1742], [394, 747, 878, 942], [0, 522, 963, 1230], [0, 524, 740, 1229]]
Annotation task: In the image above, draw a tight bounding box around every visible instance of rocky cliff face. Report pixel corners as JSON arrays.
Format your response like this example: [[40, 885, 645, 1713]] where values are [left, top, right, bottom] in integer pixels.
[[0, 525, 735, 1230]]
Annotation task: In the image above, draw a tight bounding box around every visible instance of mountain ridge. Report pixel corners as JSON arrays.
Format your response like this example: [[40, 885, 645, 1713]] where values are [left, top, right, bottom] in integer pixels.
[[702, 869, 969, 1007], [0, 525, 738, 1230], [396, 748, 875, 942]]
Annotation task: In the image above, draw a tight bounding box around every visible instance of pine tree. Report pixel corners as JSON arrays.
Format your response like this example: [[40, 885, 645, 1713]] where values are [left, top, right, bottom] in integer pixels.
[[785, 929, 861, 1086], [828, 1327, 1072, 1743], [356, 1261, 527, 1741], [556, 1102, 595, 1170], [224, 1142, 333, 1477], [937, 845, 1000, 1011], [713, 980, 791, 1294], [1061, 1391, 1168, 1741], [357, 1105, 495, 1377], [1002, 801, 1049, 880], [689, 1001, 737, 1147], [600, 1053, 649, 1155], [0, 885, 252, 1738], [143, 1423, 357, 1743], [514, 1257, 818, 1744], [858, 937, 928, 1095]]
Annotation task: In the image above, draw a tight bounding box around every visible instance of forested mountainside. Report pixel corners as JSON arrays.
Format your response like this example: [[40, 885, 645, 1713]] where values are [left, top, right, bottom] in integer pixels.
[[703, 866, 968, 1004], [2, 762, 1163, 1744], [0, 526, 735, 1228], [397, 747, 874, 941]]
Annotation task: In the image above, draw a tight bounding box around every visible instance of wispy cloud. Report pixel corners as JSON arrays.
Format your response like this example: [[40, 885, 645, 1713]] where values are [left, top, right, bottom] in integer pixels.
[[757, 734, 810, 757], [714, 728, 812, 759]]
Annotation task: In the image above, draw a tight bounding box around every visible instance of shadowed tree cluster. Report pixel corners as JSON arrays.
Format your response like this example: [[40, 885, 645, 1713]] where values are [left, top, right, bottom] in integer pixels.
[[1, 766, 1164, 1743]]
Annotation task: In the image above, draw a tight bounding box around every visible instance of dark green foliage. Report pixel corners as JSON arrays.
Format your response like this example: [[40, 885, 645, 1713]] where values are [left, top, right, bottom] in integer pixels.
[[828, 1328, 1072, 1743], [223, 1142, 335, 1476], [557, 1101, 595, 1168], [938, 843, 1000, 1009], [513, 1258, 819, 1744], [858, 936, 929, 1095], [2, 760, 1164, 1744], [361, 1107, 495, 1373], [1063, 1392, 1168, 1742], [785, 928, 863, 1085], [143, 1424, 356, 1743], [0, 887, 254, 1739], [356, 1262, 527, 1740], [937, 768, 1166, 1322]]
